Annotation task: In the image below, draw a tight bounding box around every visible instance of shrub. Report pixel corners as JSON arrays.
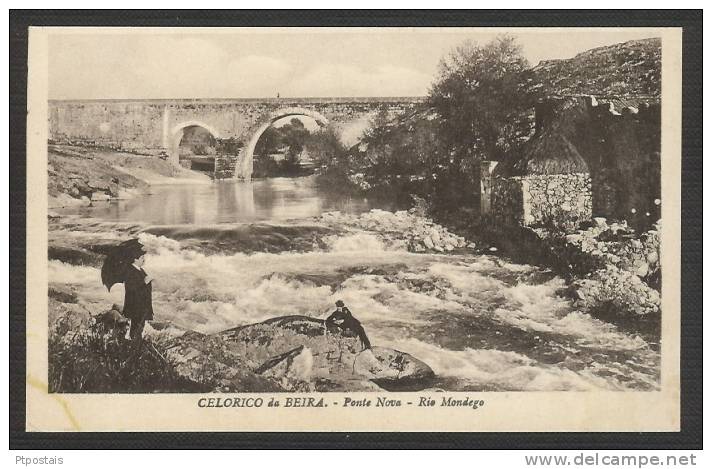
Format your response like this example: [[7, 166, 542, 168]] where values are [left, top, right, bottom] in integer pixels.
[[48, 320, 204, 393]]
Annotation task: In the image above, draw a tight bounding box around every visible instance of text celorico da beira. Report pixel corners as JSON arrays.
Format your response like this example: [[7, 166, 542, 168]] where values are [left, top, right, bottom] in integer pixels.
[[197, 396, 485, 410]]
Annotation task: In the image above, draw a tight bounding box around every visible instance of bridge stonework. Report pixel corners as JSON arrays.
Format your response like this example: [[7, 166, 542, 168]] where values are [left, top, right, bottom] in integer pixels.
[[48, 97, 423, 179]]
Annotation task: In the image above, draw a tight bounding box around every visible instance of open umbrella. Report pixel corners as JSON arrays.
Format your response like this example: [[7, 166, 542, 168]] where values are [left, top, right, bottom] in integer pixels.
[[101, 238, 146, 291]]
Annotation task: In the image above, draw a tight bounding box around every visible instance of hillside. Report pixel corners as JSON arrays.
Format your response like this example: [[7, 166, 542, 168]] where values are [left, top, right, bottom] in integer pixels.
[[530, 38, 661, 97]]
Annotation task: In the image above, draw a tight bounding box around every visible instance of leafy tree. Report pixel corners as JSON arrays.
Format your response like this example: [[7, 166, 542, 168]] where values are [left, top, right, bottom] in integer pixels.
[[253, 118, 324, 176], [254, 126, 282, 157], [304, 127, 347, 167], [428, 35, 534, 165], [280, 118, 311, 167]]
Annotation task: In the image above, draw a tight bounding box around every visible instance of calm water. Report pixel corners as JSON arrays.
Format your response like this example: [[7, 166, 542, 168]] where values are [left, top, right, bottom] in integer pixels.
[[62, 176, 383, 225], [50, 177, 660, 391]]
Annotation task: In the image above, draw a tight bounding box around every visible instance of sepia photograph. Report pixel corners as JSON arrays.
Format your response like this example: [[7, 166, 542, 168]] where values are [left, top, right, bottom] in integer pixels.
[[43, 28, 666, 394], [18, 18, 692, 435]]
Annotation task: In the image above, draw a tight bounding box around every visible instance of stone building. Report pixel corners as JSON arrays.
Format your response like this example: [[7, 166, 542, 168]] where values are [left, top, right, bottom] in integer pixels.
[[482, 95, 660, 231], [485, 131, 592, 229]]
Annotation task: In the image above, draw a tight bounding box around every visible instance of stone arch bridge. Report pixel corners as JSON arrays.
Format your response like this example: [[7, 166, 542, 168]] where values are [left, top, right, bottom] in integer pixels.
[[48, 97, 423, 179]]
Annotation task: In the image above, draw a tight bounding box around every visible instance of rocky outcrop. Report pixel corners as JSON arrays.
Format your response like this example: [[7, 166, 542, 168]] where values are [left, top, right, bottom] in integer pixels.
[[162, 330, 285, 392], [47, 144, 209, 208], [562, 217, 661, 281], [48, 145, 147, 207], [561, 218, 661, 320], [531, 38, 661, 97], [319, 209, 470, 253], [527, 217, 662, 326], [165, 315, 435, 392], [48, 292, 436, 393]]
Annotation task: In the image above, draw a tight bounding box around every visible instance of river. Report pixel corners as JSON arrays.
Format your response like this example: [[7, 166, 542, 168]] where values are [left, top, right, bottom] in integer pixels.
[[49, 176, 660, 392]]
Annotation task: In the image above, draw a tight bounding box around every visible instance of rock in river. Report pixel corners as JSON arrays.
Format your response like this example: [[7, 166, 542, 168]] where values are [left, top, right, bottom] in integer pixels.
[[166, 315, 435, 392], [48, 297, 436, 393]]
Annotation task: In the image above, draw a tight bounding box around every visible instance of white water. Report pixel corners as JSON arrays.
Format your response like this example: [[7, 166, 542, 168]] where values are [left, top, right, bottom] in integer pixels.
[[49, 179, 660, 391]]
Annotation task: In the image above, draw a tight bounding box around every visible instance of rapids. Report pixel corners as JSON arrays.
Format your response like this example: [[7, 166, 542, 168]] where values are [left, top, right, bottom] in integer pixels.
[[48, 177, 660, 392]]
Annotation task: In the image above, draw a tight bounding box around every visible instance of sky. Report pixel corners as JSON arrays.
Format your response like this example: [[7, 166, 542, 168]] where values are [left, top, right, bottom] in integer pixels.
[[47, 28, 661, 100]]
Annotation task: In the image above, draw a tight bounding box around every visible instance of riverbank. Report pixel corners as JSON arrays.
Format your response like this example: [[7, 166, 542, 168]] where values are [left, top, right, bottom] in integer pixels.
[[48, 144, 210, 209], [47, 162, 661, 393], [429, 209, 662, 341], [48, 294, 435, 393]]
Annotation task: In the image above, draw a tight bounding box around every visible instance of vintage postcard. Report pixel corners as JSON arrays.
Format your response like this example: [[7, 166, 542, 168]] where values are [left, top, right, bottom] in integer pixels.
[[25, 26, 682, 432]]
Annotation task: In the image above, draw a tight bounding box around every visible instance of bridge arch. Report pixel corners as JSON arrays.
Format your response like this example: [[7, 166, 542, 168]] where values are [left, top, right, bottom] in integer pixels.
[[169, 121, 221, 167], [238, 107, 330, 179]]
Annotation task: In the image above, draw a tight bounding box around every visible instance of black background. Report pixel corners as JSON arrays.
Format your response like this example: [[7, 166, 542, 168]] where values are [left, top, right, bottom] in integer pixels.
[[9, 10, 702, 449]]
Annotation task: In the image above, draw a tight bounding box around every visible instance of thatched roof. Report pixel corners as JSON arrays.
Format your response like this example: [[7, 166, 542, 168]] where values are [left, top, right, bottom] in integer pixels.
[[494, 132, 589, 177]]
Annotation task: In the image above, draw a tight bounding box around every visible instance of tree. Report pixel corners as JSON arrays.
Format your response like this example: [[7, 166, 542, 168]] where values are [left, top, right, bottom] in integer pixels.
[[428, 35, 534, 165], [254, 126, 282, 157], [303, 127, 347, 167], [280, 118, 311, 166], [253, 118, 313, 175]]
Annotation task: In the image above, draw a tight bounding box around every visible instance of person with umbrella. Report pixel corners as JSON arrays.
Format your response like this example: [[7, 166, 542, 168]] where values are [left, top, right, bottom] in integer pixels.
[[101, 239, 154, 345]]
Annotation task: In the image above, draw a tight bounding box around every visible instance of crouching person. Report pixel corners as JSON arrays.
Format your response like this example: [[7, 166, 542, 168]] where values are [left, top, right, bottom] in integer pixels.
[[326, 300, 371, 351]]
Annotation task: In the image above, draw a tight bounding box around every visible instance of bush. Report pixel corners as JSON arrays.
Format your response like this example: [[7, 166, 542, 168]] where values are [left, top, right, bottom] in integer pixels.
[[304, 127, 348, 167], [48, 320, 204, 393]]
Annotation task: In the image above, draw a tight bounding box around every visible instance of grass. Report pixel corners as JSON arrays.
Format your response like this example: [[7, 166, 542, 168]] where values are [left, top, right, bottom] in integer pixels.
[[48, 321, 207, 393]]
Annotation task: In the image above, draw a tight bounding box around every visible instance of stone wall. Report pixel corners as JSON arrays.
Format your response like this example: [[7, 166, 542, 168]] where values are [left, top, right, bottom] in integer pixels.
[[491, 176, 524, 224], [214, 154, 238, 179], [492, 173, 592, 229], [49, 101, 166, 151], [523, 173, 592, 228]]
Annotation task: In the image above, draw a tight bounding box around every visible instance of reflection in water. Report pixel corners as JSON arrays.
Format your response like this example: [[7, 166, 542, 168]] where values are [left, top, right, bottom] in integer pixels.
[[67, 176, 383, 225], [216, 180, 254, 221]]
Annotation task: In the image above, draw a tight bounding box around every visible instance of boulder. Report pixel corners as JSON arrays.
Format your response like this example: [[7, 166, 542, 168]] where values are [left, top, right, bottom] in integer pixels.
[[48, 244, 101, 266], [164, 330, 284, 392], [353, 346, 435, 391], [423, 236, 435, 249], [429, 229, 442, 244], [217, 315, 435, 392], [593, 217, 608, 228], [634, 260, 649, 277]]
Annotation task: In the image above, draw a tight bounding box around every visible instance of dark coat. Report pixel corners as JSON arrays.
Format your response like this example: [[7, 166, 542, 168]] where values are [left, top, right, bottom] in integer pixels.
[[325, 307, 371, 349], [122, 266, 153, 322]]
